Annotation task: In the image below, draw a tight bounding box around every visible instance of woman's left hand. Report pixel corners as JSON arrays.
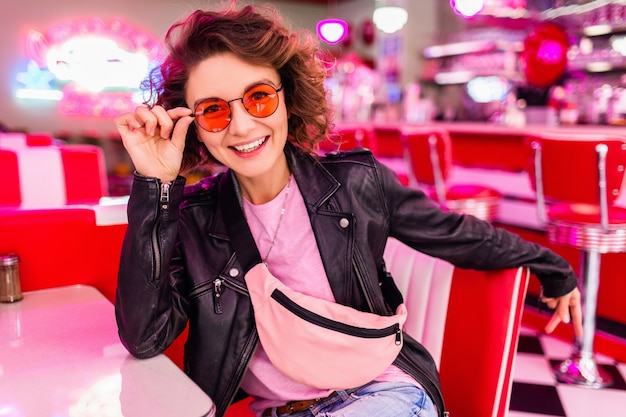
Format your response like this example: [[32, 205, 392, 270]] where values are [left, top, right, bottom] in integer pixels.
[[541, 287, 583, 338]]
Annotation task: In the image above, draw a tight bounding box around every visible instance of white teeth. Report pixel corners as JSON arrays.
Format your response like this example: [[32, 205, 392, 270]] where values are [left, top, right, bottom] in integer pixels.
[[233, 137, 267, 153]]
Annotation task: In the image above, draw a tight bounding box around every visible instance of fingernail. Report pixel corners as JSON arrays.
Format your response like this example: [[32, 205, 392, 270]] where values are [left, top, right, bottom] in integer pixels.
[[562, 315, 570, 323]]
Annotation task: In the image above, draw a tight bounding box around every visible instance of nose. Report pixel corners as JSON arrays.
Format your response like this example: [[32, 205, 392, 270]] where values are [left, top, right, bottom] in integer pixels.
[[227, 100, 256, 135]]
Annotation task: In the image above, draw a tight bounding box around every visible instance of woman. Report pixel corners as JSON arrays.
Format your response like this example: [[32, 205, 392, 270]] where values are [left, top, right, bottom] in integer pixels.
[[114, 4, 582, 417]]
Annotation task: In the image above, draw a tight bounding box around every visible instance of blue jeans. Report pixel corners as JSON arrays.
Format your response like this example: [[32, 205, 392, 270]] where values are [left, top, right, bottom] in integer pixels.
[[265, 381, 439, 417]]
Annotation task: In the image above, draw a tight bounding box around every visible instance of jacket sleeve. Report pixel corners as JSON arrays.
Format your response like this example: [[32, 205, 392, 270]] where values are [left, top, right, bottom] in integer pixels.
[[115, 173, 190, 358], [376, 161, 578, 298]]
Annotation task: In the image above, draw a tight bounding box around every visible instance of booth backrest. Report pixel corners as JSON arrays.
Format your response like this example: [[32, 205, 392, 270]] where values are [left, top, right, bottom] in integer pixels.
[[0, 134, 108, 208], [0, 132, 126, 302], [0, 150, 21, 207], [0, 132, 54, 149], [383, 237, 454, 367], [383, 238, 529, 417]]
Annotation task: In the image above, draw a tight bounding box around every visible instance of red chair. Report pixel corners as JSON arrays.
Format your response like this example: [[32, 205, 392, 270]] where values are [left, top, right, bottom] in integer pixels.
[[402, 127, 501, 221], [373, 125, 405, 159], [321, 124, 377, 154], [367, 125, 410, 186], [525, 132, 626, 388]]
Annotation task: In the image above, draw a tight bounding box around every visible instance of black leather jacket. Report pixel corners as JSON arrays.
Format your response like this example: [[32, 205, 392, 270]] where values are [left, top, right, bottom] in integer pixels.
[[115, 142, 577, 417]]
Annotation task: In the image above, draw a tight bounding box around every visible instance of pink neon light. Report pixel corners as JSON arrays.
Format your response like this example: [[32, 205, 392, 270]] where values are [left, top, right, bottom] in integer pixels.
[[317, 19, 348, 44], [19, 17, 161, 118]]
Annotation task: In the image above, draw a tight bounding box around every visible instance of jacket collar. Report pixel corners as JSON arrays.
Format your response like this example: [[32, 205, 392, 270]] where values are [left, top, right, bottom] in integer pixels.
[[284, 141, 340, 211]]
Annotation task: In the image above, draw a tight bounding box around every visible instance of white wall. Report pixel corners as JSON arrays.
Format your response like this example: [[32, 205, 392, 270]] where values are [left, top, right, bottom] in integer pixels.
[[0, 0, 326, 137]]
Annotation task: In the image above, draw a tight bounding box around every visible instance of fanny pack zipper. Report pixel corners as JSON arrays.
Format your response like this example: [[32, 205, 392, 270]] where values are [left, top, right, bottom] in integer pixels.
[[271, 289, 402, 344]]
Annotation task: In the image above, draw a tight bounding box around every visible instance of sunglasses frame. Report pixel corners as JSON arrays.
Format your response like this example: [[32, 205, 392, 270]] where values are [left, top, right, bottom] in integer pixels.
[[193, 83, 284, 133]]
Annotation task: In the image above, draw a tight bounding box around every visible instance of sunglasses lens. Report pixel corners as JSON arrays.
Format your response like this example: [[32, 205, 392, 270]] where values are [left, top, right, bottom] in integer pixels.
[[243, 84, 279, 118], [195, 99, 231, 132]]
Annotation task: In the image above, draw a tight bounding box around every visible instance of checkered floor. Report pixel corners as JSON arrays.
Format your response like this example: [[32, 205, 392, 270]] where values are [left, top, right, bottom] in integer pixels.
[[509, 327, 626, 416]]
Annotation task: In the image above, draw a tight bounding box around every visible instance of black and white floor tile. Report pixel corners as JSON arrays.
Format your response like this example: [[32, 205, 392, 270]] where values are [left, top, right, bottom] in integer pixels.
[[509, 327, 626, 416]]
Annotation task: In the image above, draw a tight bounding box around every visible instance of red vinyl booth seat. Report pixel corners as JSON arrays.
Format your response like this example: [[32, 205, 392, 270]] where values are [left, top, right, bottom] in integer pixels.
[[383, 238, 529, 417], [0, 137, 126, 302], [0, 209, 127, 304], [0, 134, 188, 370], [227, 239, 529, 417]]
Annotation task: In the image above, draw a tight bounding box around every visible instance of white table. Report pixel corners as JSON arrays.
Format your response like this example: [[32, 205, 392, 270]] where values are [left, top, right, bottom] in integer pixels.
[[0, 285, 215, 417]]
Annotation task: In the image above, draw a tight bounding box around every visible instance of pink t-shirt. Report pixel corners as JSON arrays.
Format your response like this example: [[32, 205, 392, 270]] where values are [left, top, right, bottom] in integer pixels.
[[240, 176, 418, 416]]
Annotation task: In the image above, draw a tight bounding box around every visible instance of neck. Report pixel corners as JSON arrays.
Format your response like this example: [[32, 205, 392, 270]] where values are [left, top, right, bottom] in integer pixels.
[[236, 162, 291, 205]]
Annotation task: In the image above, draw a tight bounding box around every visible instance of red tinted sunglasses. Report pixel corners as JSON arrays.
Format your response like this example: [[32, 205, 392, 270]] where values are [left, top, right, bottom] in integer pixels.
[[193, 83, 283, 133]]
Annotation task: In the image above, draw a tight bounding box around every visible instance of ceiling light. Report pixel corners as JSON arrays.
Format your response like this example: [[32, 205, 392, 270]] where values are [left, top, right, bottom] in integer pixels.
[[373, 6, 408, 34]]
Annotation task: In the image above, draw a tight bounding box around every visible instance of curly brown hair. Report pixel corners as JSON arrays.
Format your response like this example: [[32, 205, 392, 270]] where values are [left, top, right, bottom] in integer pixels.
[[143, 3, 333, 173]]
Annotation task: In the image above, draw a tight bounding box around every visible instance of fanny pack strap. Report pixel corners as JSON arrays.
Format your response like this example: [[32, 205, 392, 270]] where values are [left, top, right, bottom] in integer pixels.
[[218, 171, 263, 273]]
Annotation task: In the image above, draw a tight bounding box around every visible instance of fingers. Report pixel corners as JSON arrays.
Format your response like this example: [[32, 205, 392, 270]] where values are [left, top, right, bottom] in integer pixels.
[[170, 113, 195, 152], [121, 106, 193, 139], [542, 288, 584, 338], [544, 311, 562, 334], [135, 106, 172, 137], [145, 106, 170, 137], [542, 295, 565, 334], [114, 112, 143, 135], [569, 289, 584, 338]]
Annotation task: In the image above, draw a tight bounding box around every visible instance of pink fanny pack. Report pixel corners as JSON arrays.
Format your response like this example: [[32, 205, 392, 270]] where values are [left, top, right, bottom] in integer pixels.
[[246, 262, 406, 389], [220, 173, 407, 390]]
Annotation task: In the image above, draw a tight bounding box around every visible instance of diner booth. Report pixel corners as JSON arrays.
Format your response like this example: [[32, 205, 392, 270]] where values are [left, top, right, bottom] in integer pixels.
[[5, 121, 626, 417]]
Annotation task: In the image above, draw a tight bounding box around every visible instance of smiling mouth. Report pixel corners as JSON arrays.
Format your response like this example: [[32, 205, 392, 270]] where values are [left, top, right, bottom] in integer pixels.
[[232, 137, 268, 153]]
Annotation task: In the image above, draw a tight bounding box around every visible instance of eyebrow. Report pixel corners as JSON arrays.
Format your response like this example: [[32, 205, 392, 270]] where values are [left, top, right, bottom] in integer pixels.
[[192, 79, 281, 108]]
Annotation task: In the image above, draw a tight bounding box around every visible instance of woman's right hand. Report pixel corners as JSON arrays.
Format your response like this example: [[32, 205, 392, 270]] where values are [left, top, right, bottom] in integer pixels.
[[114, 105, 195, 183]]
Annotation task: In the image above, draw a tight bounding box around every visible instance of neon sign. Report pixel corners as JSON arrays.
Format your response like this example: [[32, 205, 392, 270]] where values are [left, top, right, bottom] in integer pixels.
[[16, 17, 161, 117]]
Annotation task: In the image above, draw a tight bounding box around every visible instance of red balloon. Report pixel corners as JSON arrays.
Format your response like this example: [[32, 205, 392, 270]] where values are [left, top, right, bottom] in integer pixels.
[[520, 23, 568, 87]]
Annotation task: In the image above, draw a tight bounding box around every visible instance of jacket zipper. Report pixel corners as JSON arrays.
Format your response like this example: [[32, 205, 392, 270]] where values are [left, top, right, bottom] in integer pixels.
[[213, 278, 223, 314], [187, 277, 249, 315], [151, 182, 170, 280], [160, 182, 170, 208], [271, 289, 401, 343]]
